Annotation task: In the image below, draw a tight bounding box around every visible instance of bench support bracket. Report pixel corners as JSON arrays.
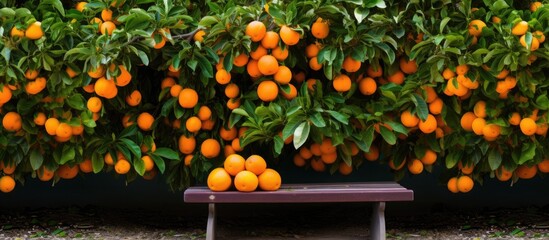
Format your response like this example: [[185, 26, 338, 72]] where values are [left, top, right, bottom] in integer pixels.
[[207, 203, 216, 240], [371, 202, 386, 240]]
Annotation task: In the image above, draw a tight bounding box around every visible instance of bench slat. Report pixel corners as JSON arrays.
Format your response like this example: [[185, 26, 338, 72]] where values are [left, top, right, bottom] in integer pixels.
[[184, 182, 413, 203]]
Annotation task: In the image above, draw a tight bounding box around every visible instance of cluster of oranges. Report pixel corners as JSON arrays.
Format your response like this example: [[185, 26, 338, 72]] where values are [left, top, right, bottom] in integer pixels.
[[207, 154, 281, 192]]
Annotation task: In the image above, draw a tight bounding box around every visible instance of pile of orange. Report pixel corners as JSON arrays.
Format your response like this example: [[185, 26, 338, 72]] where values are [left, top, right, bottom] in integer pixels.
[[207, 154, 281, 192]]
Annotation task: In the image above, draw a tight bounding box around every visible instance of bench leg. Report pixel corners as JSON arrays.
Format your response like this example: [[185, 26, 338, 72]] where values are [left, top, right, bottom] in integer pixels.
[[370, 202, 386, 240], [206, 203, 216, 240]]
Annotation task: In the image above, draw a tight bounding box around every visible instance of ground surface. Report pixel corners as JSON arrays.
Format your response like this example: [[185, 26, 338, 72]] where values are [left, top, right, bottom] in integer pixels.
[[1, 204, 549, 239]]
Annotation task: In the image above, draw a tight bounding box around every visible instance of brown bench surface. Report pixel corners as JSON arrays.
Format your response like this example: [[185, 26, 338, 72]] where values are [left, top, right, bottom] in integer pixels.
[[184, 182, 414, 203]]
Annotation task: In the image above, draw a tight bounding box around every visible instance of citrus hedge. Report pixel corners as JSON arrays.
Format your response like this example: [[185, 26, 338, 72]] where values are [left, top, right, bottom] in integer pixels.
[[0, 0, 548, 194]]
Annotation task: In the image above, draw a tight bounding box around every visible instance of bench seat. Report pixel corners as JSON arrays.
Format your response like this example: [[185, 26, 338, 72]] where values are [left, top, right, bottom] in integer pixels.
[[184, 182, 413, 240]]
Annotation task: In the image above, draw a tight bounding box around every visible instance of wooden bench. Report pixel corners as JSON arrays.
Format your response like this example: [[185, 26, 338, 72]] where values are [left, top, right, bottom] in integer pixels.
[[184, 182, 413, 240]]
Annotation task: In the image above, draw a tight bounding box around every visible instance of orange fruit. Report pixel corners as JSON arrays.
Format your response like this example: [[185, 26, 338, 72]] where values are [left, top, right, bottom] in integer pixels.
[[25, 21, 44, 40], [112, 65, 132, 86], [193, 30, 206, 42], [407, 159, 424, 174], [137, 112, 155, 131], [34, 112, 47, 126], [458, 161, 475, 175], [75, 1, 87, 11], [423, 86, 438, 103], [2, 112, 22, 132], [178, 88, 199, 108], [234, 170, 259, 192], [309, 57, 323, 71], [100, 21, 116, 35], [311, 18, 329, 39], [25, 77, 47, 95], [281, 83, 298, 100], [78, 159, 93, 173], [363, 145, 379, 161], [207, 168, 232, 191], [468, 20, 486, 37], [279, 25, 300, 45], [245, 155, 267, 175], [520, 117, 537, 136], [511, 21, 528, 36], [101, 8, 113, 21], [533, 30, 545, 43], [246, 60, 263, 78], [516, 165, 537, 179], [258, 168, 282, 191], [482, 124, 501, 139], [66, 67, 78, 78], [198, 106, 212, 121], [537, 159, 549, 173], [271, 46, 289, 61], [473, 101, 487, 118], [25, 69, 39, 80], [178, 135, 196, 154], [245, 21, 267, 42], [185, 116, 202, 133], [299, 147, 313, 159], [399, 58, 417, 74], [342, 56, 362, 73], [420, 149, 437, 165], [56, 123, 72, 138], [258, 55, 279, 75], [455, 64, 469, 75], [220, 126, 237, 141], [231, 138, 243, 152], [321, 152, 337, 164], [38, 166, 55, 181], [126, 90, 142, 106], [293, 154, 306, 167], [274, 66, 292, 85], [215, 69, 231, 85], [224, 154, 246, 176], [310, 158, 326, 172], [338, 162, 353, 175], [233, 53, 249, 67], [418, 114, 437, 134], [88, 65, 106, 78], [331, 74, 351, 92], [224, 83, 240, 99], [261, 31, 280, 49], [2, 162, 15, 175], [184, 154, 193, 166], [536, 123, 548, 135], [496, 166, 513, 181], [519, 34, 540, 51], [0, 176, 16, 193], [44, 118, 60, 135], [509, 112, 521, 125], [447, 177, 459, 193], [442, 68, 455, 80], [359, 77, 377, 95], [161, 77, 176, 89], [388, 158, 406, 170], [10, 27, 25, 38], [400, 110, 419, 128], [141, 155, 155, 172], [140, 141, 156, 153], [471, 118, 486, 135], [306, 43, 320, 58], [367, 65, 383, 77], [428, 98, 443, 115], [319, 138, 336, 155], [83, 84, 95, 93], [257, 80, 279, 102], [94, 77, 118, 99], [531, 2, 543, 12], [460, 112, 477, 132], [114, 159, 131, 174], [200, 138, 221, 158], [250, 45, 268, 60], [0, 85, 12, 104], [456, 175, 474, 193], [56, 165, 79, 179], [87, 97, 102, 113], [387, 70, 405, 85]]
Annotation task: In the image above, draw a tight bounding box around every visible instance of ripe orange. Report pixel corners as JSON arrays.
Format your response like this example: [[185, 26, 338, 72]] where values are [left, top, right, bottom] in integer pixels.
[[44, 118, 60, 136], [457, 176, 474, 193], [101, 8, 113, 21], [271, 46, 289, 61], [207, 168, 232, 191], [533, 30, 545, 43], [407, 159, 424, 174], [306, 43, 320, 58], [511, 21, 528, 36], [274, 66, 292, 84], [75, 1, 87, 11], [531, 2, 543, 12], [34, 112, 46, 126], [250, 45, 268, 60], [224, 154, 246, 176], [388, 158, 406, 170], [140, 141, 156, 153], [471, 118, 486, 135], [38, 166, 55, 181], [79, 159, 93, 173], [161, 77, 176, 89], [367, 65, 383, 77], [126, 90, 142, 106], [137, 112, 155, 131], [537, 159, 549, 173], [332, 74, 352, 92], [56, 165, 79, 179], [293, 154, 306, 167], [94, 77, 118, 99], [231, 138, 243, 152], [114, 159, 131, 174], [468, 20, 486, 37], [55, 123, 72, 138], [399, 58, 418, 74], [299, 147, 313, 159], [261, 31, 280, 49], [184, 154, 193, 166], [87, 97, 102, 113], [200, 138, 221, 158], [458, 161, 475, 174], [224, 83, 240, 98], [0, 176, 16, 193], [423, 86, 438, 103], [178, 135, 196, 154], [387, 70, 405, 85], [428, 98, 443, 115], [247, 60, 263, 78], [359, 77, 377, 95], [220, 126, 237, 141], [233, 53, 249, 67], [309, 57, 323, 71], [447, 177, 459, 193], [455, 64, 469, 75], [2, 111, 22, 132], [245, 155, 267, 175], [258, 168, 282, 191], [519, 34, 540, 51], [482, 124, 501, 140], [279, 25, 300, 45], [10, 27, 25, 38], [0, 85, 12, 104], [257, 80, 279, 102], [320, 138, 337, 155], [473, 101, 487, 118], [185, 116, 202, 133], [215, 69, 231, 85], [112, 65, 132, 86], [178, 88, 199, 108], [508, 112, 521, 125], [25, 69, 39, 80], [496, 166, 513, 181], [281, 83, 298, 100], [311, 18, 329, 39], [258, 55, 279, 75], [310, 158, 326, 172], [140, 155, 154, 172], [442, 68, 455, 80], [100, 21, 116, 35], [400, 110, 419, 128], [25, 77, 47, 95], [245, 21, 267, 42], [234, 170, 259, 192], [516, 165, 537, 179], [418, 114, 437, 134], [25, 21, 44, 40], [420, 149, 438, 165], [520, 117, 537, 136], [2, 162, 15, 175], [339, 162, 353, 175], [88, 65, 106, 78], [198, 106, 212, 121], [193, 30, 206, 42], [460, 112, 477, 131], [321, 152, 337, 164]]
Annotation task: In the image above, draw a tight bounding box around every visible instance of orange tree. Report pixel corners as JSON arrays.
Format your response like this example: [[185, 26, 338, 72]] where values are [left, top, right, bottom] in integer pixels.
[[0, 0, 548, 193]]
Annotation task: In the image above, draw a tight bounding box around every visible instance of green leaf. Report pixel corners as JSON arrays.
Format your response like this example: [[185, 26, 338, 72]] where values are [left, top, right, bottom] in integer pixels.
[[293, 122, 310, 149], [490, 0, 509, 12], [153, 148, 180, 160], [273, 135, 284, 156], [379, 126, 396, 145], [446, 151, 462, 169], [412, 93, 429, 121], [60, 146, 75, 165], [66, 94, 86, 110], [134, 157, 146, 176], [92, 151, 104, 173], [137, 50, 149, 66], [30, 149, 44, 170], [535, 95, 549, 110], [198, 16, 218, 27], [354, 7, 369, 23], [119, 138, 142, 159], [150, 154, 166, 173], [488, 149, 502, 170], [327, 110, 349, 124], [519, 143, 536, 164], [309, 113, 326, 127]]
